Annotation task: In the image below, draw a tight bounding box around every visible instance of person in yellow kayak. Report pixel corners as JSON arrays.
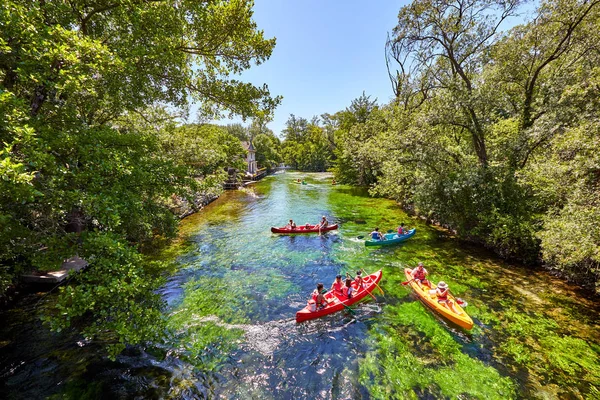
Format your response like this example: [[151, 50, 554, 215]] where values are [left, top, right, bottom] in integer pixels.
[[330, 274, 344, 297], [411, 262, 431, 289], [436, 281, 458, 313], [370, 227, 385, 240]]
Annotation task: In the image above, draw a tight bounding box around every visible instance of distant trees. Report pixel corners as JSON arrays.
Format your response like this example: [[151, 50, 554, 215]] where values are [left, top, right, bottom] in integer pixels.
[[280, 114, 334, 171], [254, 133, 282, 170]]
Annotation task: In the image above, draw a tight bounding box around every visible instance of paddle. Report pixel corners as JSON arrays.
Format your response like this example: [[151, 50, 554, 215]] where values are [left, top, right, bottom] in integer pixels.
[[361, 268, 384, 296], [401, 278, 414, 286], [342, 303, 356, 314], [346, 270, 377, 301], [364, 288, 377, 301], [357, 235, 365, 239]]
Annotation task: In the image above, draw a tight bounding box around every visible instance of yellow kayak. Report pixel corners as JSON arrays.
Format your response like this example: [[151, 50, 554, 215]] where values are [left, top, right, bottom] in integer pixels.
[[404, 268, 473, 330]]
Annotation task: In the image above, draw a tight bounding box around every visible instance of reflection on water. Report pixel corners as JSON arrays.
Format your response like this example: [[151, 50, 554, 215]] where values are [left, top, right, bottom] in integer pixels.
[[1, 171, 599, 399]]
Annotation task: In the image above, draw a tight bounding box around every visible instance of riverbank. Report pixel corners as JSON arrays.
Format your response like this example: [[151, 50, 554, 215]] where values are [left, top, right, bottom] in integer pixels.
[[1, 172, 599, 399], [0, 184, 223, 309], [397, 200, 600, 296]]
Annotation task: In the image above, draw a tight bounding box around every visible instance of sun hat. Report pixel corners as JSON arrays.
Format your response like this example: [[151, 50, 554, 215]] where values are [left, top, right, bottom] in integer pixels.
[[417, 262, 424, 267], [437, 281, 448, 289]]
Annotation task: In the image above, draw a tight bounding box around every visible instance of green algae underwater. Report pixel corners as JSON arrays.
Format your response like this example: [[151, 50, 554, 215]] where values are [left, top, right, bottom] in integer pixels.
[[1, 172, 599, 399], [160, 172, 600, 399]]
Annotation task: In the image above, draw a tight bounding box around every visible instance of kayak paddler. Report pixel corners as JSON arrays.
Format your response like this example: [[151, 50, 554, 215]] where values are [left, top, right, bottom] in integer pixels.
[[330, 274, 344, 297], [411, 262, 431, 289], [370, 227, 384, 240], [318, 216, 329, 228], [343, 278, 355, 299], [311, 283, 330, 310], [436, 281, 458, 313], [397, 223, 406, 235], [352, 270, 365, 289]]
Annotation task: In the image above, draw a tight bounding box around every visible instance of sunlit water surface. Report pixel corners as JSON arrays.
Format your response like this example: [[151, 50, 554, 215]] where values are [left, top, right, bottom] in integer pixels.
[[1, 172, 599, 399]]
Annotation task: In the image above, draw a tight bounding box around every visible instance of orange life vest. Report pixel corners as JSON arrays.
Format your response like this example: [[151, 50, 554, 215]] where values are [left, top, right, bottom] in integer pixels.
[[413, 268, 427, 281], [332, 281, 343, 293]]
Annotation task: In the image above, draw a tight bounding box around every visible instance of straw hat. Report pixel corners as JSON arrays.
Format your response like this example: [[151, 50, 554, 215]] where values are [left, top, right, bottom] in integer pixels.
[[437, 281, 448, 289]]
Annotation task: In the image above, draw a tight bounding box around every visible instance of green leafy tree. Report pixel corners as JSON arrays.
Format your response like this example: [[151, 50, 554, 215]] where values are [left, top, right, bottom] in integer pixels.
[[280, 115, 334, 172], [282, 114, 309, 143], [254, 133, 281, 170], [386, 0, 522, 167], [225, 123, 250, 141], [0, 0, 280, 354], [374, 0, 600, 274], [332, 94, 382, 184]]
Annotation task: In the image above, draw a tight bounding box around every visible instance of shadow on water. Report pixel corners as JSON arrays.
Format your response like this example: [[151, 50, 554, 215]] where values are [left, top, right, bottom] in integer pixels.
[[1, 172, 600, 399]]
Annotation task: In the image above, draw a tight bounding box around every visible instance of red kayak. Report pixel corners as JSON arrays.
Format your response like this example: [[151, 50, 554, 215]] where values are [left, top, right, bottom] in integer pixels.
[[271, 224, 338, 234], [296, 270, 382, 322]]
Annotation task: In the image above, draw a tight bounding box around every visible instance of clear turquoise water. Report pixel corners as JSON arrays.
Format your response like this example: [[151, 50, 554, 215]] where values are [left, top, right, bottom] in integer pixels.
[[1, 172, 599, 399]]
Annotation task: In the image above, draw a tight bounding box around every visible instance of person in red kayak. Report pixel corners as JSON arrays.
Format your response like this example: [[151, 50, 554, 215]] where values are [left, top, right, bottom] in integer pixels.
[[285, 219, 297, 229], [312, 283, 329, 310], [318, 216, 329, 228], [436, 281, 458, 313], [411, 262, 431, 289], [343, 278, 355, 299], [353, 270, 365, 289], [330, 274, 344, 296]]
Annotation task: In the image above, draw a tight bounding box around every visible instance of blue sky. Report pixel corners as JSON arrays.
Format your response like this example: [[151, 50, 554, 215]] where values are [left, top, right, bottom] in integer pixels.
[[204, 0, 538, 137], [211, 0, 406, 137]]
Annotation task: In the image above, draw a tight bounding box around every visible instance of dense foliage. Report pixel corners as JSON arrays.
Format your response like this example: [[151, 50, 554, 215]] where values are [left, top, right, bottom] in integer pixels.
[[0, 0, 278, 355], [284, 0, 600, 291]]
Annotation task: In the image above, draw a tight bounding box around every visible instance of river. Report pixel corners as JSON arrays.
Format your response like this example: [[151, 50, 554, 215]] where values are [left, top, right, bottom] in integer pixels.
[[1, 172, 599, 399]]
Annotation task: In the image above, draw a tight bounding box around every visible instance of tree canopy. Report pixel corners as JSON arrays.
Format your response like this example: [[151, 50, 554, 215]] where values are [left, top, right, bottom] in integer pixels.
[[287, 0, 600, 292], [1, 0, 280, 355]]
